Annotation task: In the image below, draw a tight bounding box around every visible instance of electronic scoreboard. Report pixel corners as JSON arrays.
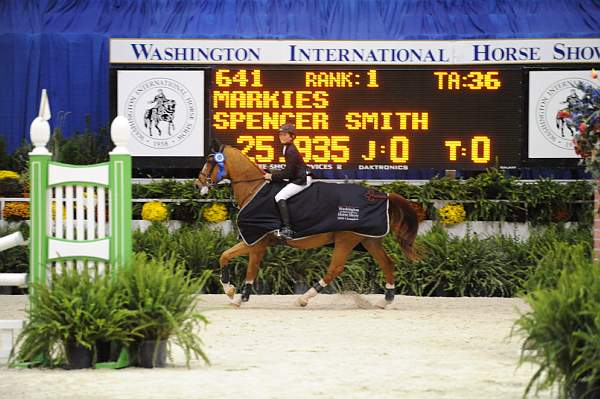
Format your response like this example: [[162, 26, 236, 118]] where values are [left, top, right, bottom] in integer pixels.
[[211, 68, 522, 171]]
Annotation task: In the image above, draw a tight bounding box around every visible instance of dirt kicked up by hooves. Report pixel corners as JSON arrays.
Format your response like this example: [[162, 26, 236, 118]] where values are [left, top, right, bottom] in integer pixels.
[[230, 292, 387, 309]]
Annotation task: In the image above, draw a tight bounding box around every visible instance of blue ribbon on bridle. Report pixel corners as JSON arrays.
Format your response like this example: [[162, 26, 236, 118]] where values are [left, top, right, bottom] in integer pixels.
[[213, 151, 226, 181]]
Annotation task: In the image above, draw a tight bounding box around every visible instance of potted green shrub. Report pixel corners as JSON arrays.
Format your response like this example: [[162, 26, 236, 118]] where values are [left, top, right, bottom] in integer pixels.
[[515, 258, 600, 398], [11, 268, 136, 369], [119, 253, 210, 368]]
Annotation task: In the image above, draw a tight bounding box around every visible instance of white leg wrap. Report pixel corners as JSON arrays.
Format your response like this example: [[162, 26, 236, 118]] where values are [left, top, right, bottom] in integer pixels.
[[295, 287, 318, 307], [222, 282, 235, 299], [231, 295, 242, 307], [303, 287, 319, 300], [385, 283, 395, 289], [375, 298, 389, 309]]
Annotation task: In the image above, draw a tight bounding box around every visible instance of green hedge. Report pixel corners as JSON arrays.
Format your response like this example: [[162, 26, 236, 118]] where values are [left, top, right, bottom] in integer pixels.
[[0, 222, 593, 297], [0, 225, 28, 274], [129, 169, 594, 225], [131, 222, 592, 297], [516, 252, 600, 398], [0, 129, 594, 225]]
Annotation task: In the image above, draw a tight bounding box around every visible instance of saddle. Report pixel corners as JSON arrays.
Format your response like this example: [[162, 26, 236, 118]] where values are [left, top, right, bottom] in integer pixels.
[[237, 181, 389, 246]]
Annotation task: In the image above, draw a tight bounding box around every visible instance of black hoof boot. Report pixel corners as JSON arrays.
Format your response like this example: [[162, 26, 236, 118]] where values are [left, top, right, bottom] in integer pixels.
[[385, 287, 395, 303], [220, 264, 231, 285], [241, 283, 253, 302]]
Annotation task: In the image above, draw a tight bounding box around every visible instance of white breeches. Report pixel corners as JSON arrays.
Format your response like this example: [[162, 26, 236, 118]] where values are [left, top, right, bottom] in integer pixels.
[[274, 176, 313, 201]]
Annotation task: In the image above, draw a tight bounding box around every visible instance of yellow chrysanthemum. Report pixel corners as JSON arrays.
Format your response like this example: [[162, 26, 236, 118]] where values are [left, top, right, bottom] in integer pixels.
[[2, 202, 30, 221], [141, 201, 169, 222], [0, 170, 20, 180], [50, 203, 68, 220], [203, 202, 228, 223], [438, 203, 466, 225]]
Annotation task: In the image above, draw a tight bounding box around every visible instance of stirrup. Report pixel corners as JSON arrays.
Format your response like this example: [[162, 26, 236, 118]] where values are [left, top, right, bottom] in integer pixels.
[[276, 227, 295, 240]]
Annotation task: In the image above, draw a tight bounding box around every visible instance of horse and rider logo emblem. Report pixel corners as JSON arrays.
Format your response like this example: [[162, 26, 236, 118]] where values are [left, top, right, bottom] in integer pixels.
[[124, 78, 198, 150], [535, 77, 598, 150]]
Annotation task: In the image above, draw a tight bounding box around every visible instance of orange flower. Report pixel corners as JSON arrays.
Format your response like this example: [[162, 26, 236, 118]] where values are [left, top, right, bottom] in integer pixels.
[[2, 202, 30, 221]]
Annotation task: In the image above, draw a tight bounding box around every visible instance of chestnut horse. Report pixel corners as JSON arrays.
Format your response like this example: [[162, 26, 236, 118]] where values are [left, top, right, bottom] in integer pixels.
[[196, 145, 419, 308]]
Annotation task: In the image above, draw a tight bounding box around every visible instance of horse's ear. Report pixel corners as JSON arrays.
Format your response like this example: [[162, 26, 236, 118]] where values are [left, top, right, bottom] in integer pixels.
[[209, 139, 221, 153]]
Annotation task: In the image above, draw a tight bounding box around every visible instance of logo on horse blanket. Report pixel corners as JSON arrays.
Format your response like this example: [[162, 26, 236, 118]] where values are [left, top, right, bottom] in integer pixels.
[[237, 182, 390, 245]]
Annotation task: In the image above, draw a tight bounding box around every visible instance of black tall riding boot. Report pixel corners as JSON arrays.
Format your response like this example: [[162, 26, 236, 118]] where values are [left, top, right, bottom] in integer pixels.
[[276, 200, 295, 240]]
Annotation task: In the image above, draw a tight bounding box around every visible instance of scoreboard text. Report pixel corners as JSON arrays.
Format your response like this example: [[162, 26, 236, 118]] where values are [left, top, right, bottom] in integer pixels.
[[211, 68, 522, 171]]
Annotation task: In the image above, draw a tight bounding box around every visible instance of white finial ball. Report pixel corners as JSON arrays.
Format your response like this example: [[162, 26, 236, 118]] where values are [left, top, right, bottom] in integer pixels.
[[110, 115, 130, 148], [30, 117, 50, 149]]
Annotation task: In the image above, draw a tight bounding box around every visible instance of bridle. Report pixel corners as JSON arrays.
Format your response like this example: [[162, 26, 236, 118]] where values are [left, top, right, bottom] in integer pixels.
[[197, 145, 267, 206], [198, 144, 228, 190]]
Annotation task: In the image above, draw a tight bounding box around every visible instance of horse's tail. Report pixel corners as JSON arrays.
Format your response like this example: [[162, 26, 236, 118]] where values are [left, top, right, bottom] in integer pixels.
[[144, 109, 150, 127], [388, 193, 420, 261]]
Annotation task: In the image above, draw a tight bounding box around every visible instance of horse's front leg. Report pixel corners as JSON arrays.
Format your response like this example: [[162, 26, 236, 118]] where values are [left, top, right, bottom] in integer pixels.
[[155, 120, 162, 136], [232, 248, 266, 306], [296, 233, 361, 307], [219, 241, 250, 300]]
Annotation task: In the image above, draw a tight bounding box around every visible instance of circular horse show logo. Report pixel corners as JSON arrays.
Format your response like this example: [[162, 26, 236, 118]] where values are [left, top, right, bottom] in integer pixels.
[[535, 77, 598, 150], [124, 78, 198, 149]]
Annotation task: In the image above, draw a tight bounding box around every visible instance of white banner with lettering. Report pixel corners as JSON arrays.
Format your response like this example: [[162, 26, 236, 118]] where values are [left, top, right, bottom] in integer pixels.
[[117, 70, 205, 157], [110, 38, 600, 65], [528, 70, 600, 159]]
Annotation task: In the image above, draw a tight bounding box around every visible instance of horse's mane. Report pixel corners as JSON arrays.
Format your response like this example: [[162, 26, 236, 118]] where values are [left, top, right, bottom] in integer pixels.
[[224, 145, 264, 175]]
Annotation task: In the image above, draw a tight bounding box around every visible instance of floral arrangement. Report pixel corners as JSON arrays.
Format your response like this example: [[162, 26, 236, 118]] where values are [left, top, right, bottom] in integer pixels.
[[437, 203, 466, 225], [570, 71, 600, 178], [202, 202, 229, 223], [0, 170, 23, 197], [0, 170, 20, 180], [141, 201, 169, 222], [409, 201, 427, 222], [2, 202, 30, 221]]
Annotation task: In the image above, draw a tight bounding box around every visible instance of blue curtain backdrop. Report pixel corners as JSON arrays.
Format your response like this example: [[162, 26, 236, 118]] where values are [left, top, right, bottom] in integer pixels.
[[1, 0, 599, 152]]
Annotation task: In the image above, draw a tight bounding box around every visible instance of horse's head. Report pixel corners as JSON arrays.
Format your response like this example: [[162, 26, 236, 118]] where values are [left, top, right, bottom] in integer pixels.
[[195, 141, 229, 195], [164, 99, 176, 113]]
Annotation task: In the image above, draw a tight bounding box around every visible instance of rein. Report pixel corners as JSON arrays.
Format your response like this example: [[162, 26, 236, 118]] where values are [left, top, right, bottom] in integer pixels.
[[232, 177, 266, 207], [199, 149, 265, 207], [230, 177, 265, 184]]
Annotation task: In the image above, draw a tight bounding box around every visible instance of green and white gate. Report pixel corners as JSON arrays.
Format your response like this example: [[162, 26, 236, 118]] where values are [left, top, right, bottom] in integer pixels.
[[28, 114, 132, 288]]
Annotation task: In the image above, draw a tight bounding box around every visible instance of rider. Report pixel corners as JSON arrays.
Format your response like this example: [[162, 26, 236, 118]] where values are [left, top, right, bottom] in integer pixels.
[[562, 89, 582, 111], [263, 123, 312, 240], [148, 89, 167, 109]]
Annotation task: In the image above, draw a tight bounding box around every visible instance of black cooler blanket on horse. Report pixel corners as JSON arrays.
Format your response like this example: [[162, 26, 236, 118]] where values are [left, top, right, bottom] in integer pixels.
[[237, 181, 389, 245]]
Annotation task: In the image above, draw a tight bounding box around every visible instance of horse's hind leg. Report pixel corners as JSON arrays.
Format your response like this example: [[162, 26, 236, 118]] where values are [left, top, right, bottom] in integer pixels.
[[362, 238, 396, 309], [296, 233, 361, 307]]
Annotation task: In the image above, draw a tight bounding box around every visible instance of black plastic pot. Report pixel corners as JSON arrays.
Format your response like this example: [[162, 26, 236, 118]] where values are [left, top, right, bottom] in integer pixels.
[[570, 380, 600, 399], [138, 340, 167, 368], [65, 340, 93, 369], [96, 340, 113, 363]]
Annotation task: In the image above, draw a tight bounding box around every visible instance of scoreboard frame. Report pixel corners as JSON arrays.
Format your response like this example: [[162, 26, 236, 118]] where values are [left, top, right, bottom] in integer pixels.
[[109, 63, 591, 177]]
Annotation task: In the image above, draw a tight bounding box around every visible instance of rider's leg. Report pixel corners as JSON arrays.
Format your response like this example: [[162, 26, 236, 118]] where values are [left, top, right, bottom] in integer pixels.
[[275, 199, 293, 238], [274, 177, 312, 239]]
